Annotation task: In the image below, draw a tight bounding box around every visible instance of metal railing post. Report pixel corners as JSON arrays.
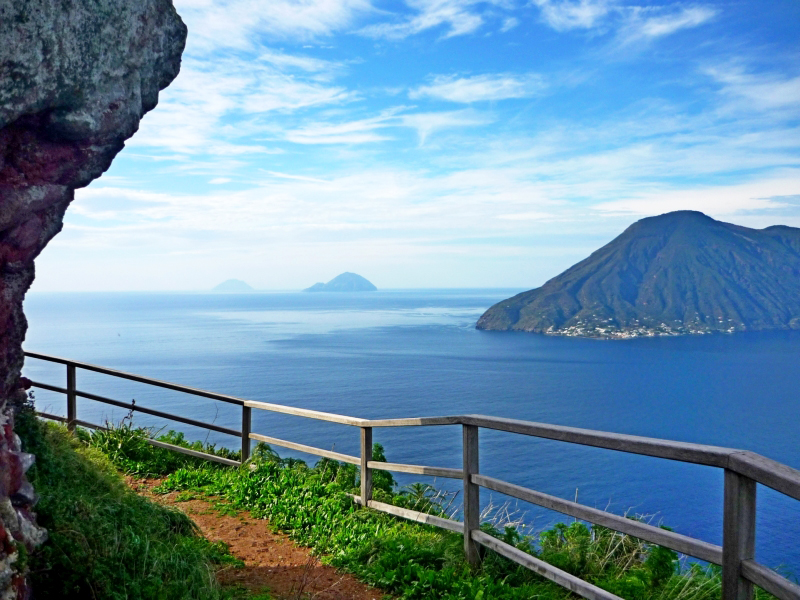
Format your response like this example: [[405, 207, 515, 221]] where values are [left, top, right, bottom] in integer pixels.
[[241, 405, 251, 463], [66, 363, 77, 431], [360, 426, 373, 506], [722, 469, 756, 600], [463, 424, 480, 567]]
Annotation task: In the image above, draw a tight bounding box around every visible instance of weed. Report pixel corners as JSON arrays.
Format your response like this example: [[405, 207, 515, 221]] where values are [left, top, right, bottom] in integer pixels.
[[15, 408, 240, 599]]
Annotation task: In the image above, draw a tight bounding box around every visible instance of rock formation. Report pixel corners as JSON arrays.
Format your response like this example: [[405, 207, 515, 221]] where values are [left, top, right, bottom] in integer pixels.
[[0, 1, 186, 595]]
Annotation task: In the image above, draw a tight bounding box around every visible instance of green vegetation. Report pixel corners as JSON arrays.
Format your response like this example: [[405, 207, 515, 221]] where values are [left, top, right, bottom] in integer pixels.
[[76, 420, 739, 600], [19, 414, 789, 600], [15, 408, 241, 600]]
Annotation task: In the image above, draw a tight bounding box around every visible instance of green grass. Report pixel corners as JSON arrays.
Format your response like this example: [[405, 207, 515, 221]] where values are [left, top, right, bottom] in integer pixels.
[[82, 421, 745, 600], [19, 415, 792, 600], [15, 408, 242, 600]]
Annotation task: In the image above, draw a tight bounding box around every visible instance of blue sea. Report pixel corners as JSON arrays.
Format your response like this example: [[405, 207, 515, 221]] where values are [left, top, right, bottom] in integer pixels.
[[21, 290, 800, 573]]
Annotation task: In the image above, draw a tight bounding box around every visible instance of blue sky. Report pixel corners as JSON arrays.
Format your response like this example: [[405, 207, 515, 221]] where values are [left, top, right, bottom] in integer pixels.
[[32, 0, 800, 291]]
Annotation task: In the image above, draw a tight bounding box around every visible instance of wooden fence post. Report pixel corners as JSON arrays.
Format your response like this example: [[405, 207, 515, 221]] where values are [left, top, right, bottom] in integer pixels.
[[241, 405, 251, 463], [722, 469, 756, 600], [463, 424, 480, 567], [66, 363, 77, 431], [360, 427, 373, 507]]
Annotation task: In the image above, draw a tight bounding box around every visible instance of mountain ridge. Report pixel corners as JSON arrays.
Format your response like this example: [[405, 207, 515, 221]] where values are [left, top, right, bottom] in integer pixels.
[[476, 211, 800, 338]]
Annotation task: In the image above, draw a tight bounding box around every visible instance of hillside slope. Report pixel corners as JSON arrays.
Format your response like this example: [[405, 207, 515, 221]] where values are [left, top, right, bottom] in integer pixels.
[[477, 211, 800, 338]]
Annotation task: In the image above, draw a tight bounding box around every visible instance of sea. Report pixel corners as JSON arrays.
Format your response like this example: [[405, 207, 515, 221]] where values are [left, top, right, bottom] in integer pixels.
[[21, 290, 800, 573]]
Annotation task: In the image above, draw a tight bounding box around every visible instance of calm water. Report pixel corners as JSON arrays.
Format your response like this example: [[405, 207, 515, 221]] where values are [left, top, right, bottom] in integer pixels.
[[22, 290, 800, 572]]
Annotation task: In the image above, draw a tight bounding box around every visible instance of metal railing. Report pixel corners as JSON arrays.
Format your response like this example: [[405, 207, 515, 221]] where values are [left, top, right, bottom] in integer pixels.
[[24, 351, 800, 600]]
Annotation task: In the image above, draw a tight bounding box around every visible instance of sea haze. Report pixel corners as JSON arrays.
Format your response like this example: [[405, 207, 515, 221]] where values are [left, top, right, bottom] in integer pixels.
[[22, 290, 800, 571]]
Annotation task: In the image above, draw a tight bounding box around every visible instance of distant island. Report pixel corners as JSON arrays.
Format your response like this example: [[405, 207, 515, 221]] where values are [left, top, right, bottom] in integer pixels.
[[477, 210, 800, 338], [212, 279, 255, 293], [304, 272, 377, 292]]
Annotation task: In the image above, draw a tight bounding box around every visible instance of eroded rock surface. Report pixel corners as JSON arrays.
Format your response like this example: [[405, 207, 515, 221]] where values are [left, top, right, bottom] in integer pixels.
[[0, 1, 186, 595]]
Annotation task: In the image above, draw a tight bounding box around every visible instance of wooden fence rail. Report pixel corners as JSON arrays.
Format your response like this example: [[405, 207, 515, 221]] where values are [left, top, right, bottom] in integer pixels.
[[23, 351, 800, 600]]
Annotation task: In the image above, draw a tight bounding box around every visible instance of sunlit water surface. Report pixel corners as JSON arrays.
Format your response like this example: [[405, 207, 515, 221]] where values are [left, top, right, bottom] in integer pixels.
[[22, 291, 800, 572]]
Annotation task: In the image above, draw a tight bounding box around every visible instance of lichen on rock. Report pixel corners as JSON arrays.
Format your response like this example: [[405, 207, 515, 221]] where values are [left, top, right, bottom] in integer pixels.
[[0, 0, 187, 596]]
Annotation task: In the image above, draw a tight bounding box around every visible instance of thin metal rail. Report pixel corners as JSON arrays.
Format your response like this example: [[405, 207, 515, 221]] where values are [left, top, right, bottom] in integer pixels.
[[24, 350, 800, 600]]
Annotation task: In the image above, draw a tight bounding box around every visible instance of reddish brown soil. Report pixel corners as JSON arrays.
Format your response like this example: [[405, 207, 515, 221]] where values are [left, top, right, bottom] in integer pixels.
[[129, 478, 384, 600]]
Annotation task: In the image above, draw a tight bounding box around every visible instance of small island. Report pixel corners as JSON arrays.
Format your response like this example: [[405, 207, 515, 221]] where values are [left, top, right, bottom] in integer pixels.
[[477, 210, 800, 338], [212, 279, 255, 293], [304, 272, 377, 292]]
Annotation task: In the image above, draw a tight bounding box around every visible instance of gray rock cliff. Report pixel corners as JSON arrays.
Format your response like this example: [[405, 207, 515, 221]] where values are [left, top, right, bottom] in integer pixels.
[[0, 1, 186, 595]]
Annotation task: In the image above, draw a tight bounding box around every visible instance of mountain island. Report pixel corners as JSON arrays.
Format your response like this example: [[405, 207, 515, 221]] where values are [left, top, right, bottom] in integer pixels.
[[213, 279, 255, 292], [477, 211, 800, 338], [304, 272, 377, 292]]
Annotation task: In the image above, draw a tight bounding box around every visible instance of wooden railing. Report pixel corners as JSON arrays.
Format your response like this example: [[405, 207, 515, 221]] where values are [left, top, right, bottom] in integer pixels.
[[23, 351, 800, 600]]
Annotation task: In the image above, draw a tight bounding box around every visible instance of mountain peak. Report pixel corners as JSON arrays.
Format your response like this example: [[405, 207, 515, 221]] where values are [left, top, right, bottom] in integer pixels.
[[304, 272, 377, 293], [477, 211, 800, 338]]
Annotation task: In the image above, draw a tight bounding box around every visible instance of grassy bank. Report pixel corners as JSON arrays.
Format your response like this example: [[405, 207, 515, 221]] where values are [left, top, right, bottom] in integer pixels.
[[84, 422, 738, 600], [19, 413, 788, 600], [15, 408, 242, 599]]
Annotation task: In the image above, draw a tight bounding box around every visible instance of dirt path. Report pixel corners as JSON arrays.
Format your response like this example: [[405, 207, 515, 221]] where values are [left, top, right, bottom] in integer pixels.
[[129, 479, 384, 600]]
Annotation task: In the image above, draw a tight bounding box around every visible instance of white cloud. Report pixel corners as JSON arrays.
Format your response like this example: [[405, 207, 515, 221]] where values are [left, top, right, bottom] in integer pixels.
[[400, 110, 493, 143], [619, 6, 716, 43], [532, 1, 715, 42], [174, 0, 373, 52], [358, 0, 505, 40], [209, 178, 232, 184], [532, 0, 611, 31], [284, 114, 394, 144], [282, 107, 491, 144], [410, 73, 546, 103], [130, 55, 353, 155], [592, 175, 800, 220], [705, 65, 800, 114], [500, 17, 519, 32]]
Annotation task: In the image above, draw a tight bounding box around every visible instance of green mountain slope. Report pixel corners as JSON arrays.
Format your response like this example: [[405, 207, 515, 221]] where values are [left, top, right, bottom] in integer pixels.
[[477, 211, 800, 338]]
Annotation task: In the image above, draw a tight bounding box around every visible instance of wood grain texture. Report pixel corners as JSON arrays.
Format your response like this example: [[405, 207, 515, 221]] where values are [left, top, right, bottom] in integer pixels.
[[367, 500, 463, 533], [248, 432, 360, 465], [146, 438, 241, 467], [361, 427, 373, 506], [471, 530, 623, 600], [367, 461, 462, 479], [66, 364, 77, 431], [728, 451, 800, 502], [75, 389, 242, 437], [241, 406, 252, 462], [245, 400, 367, 426], [473, 474, 722, 564], [26, 352, 246, 405], [366, 416, 462, 427], [460, 415, 736, 466], [463, 424, 481, 567], [723, 470, 756, 600], [741, 560, 800, 600]]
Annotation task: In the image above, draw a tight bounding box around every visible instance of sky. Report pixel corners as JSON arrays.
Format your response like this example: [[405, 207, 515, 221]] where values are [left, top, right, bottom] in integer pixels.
[[31, 0, 800, 291]]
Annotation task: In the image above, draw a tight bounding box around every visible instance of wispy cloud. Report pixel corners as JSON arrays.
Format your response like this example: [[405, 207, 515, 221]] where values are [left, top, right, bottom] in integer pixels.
[[400, 109, 493, 143], [532, 0, 611, 31], [284, 114, 395, 144], [174, 0, 373, 52], [618, 6, 716, 44], [531, 0, 715, 42], [705, 64, 800, 114], [358, 0, 506, 39], [282, 107, 492, 144], [130, 55, 353, 155], [410, 73, 546, 103]]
